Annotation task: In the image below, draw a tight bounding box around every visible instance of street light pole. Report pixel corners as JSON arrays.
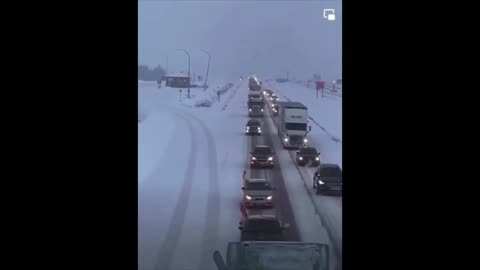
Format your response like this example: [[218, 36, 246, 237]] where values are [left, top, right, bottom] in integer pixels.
[[176, 49, 191, 98], [166, 56, 168, 74], [201, 49, 210, 91]]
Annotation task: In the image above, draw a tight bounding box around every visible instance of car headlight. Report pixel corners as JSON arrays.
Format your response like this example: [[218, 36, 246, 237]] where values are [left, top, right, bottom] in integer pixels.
[[318, 180, 325, 185], [304, 138, 308, 143], [261, 109, 264, 112], [246, 126, 250, 129], [245, 195, 252, 200], [315, 157, 320, 161], [251, 157, 256, 160], [266, 195, 272, 200], [299, 157, 303, 160], [249, 109, 252, 112], [271, 104, 274, 107], [284, 138, 288, 142], [268, 157, 273, 161]]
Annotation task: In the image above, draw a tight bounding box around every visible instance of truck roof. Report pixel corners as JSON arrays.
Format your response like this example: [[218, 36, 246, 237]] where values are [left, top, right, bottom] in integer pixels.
[[278, 101, 307, 109], [225, 241, 329, 270]]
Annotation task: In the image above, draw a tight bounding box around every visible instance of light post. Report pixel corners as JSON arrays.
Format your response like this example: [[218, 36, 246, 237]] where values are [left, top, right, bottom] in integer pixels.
[[176, 49, 191, 98], [201, 49, 210, 91]]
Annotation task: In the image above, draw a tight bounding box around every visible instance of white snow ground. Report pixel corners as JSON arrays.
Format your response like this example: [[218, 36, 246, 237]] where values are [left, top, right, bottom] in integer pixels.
[[138, 78, 342, 270], [139, 80, 246, 270]]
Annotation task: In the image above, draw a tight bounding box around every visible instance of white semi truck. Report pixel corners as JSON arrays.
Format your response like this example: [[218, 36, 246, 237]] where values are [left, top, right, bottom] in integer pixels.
[[277, 101, 311, 149]]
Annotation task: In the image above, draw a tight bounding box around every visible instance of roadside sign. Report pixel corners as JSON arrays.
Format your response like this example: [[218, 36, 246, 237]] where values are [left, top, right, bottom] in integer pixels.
[[316, 80, 325, 99], [316, 80, 325, 90]]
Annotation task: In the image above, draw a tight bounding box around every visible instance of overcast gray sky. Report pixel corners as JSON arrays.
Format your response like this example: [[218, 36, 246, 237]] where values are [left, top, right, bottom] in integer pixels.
[[139, 0, 342, 81]]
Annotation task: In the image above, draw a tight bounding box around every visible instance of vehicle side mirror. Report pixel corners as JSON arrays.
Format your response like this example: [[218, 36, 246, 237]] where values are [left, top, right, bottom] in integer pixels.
[[241, 187, 245, 190], [309, 126, 312, 132], [213, 251, 227, 270], [238, 226, 244, 230]]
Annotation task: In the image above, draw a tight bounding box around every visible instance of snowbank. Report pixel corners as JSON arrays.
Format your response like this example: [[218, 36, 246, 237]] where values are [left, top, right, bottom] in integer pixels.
[[138, 109, 176, 183], [182, 82, 234, 108]]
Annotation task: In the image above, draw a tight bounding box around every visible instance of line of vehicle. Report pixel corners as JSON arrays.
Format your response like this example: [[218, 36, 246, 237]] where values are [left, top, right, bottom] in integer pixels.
[[262, 96, 342, 269], [261, 104, 301, 241]]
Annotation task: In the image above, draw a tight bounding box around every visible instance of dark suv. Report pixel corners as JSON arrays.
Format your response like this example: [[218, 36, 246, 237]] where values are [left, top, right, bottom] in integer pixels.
[[239, 214, 290, 241], [245, 119, 262, 135], [313, 164, 342, 195], [296, 146, 320, 166], [250, 145, 274, 168]]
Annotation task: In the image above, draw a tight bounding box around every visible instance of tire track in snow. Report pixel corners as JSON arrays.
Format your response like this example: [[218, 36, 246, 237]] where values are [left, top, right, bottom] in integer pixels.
[[153, 111, 198, 270], [180, 112, 221, 270], [288, 150, 342, 270]]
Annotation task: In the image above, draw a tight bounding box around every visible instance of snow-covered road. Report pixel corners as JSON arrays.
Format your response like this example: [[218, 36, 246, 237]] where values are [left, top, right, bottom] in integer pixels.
[[262, 82, 343, 267], [138, 78, 342, 270], [139, 81, 248, 270]]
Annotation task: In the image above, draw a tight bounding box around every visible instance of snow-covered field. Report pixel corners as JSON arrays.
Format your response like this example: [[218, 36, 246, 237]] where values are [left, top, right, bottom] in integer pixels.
[[138, 78, 342, 270]]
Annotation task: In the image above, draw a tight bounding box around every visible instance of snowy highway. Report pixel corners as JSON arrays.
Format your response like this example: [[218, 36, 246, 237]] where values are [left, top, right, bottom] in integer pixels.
[[244, 122, 301, 242], [139, 78, 342, 270], [262, 82, 343, 258]]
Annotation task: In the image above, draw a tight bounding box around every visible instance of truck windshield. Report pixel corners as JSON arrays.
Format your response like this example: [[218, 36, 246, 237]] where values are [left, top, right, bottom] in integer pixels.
[[285, 123, 307, 130]]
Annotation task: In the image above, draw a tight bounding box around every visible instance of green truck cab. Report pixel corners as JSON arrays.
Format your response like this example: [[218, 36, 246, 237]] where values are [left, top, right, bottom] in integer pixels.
[[213, 241, 329, 270]]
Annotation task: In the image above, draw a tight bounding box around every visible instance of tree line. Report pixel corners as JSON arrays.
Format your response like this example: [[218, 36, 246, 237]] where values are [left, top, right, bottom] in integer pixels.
[[138, 65, 166, 81]]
